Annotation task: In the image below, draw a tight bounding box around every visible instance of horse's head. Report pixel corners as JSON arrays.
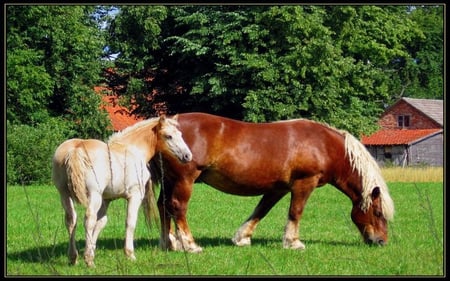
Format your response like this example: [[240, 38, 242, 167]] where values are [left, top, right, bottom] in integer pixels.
[[351, 186, 389, 246], [156, 115, 192, 163], [343, 131, 394, 246]]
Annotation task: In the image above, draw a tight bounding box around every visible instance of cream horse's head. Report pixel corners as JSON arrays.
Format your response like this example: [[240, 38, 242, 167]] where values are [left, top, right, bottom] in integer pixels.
[[156, 115, 192, 163]]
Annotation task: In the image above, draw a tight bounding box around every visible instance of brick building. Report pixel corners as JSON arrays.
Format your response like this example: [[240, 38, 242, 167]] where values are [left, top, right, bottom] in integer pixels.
[[361, 97, 443, 166], [95, 86, 144, 131]]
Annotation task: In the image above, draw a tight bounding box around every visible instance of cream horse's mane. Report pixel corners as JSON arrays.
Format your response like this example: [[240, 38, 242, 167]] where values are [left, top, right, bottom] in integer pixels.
[[276, 118, 394, 221], [107, 117, 160, 144]]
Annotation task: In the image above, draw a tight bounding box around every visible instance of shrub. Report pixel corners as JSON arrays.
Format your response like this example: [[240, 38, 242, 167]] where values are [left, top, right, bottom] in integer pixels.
[[6, 118, 75, 185]]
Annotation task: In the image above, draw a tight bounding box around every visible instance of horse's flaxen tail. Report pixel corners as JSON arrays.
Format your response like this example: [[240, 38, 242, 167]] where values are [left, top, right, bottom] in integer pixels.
[[142, 178, 160, 229], [64, 147, 90, 207]]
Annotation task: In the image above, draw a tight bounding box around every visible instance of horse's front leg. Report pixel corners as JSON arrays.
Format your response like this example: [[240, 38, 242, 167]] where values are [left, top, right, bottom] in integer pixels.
[[232, 190, 287, 247], [124, 194, 142, 260], [159, 180, 202, 253], [282, 179, 317, 250], [157, 182, 177, 251]]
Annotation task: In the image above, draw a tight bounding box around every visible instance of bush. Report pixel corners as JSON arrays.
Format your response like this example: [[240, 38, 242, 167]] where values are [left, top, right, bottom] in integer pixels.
[[7, 118, 75, 185]]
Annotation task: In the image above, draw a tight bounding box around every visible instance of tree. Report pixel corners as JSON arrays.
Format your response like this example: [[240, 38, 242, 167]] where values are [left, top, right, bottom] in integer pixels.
[[105, 5, 169, 115], [105, 5, 442, 137], [404, 5, 443, 99], [6, 5, 113, 184], [6, 5, 111, 139]]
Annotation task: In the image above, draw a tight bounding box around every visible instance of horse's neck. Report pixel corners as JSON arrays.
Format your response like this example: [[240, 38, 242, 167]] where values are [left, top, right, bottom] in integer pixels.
[[109, 132, 156, 162], [334, 167, 362, 203]]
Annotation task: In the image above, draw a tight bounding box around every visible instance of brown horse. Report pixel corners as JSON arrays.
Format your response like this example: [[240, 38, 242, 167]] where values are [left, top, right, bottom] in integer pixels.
[[151, 112, 394, 253], [52, 115, 192, 267]]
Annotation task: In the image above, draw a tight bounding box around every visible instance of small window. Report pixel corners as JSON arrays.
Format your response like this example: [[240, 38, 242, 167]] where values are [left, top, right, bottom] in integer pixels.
[[384, 146, 392, 159], [397, 115, 410, 128]]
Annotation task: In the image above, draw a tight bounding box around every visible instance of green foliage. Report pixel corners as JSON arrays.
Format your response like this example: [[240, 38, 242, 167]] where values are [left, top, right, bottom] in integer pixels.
[[65, 85, 113, 139], [6, 119, 75, 185], [105, 5, 442, 137], [5, 5, 443, 184], [107, 6, 167, 71], [6, 49, 53, 125], [6, 5, 111, 139], [404, 6, 443, 99]]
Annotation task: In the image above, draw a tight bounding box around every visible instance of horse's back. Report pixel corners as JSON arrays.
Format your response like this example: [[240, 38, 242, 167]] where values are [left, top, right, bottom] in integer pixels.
[[52, 139, 108, 191], [174, 113, 346, 195], [53, 139, 106, 167]]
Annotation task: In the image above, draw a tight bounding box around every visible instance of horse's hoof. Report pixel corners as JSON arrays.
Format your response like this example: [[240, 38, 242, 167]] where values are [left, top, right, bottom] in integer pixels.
[[187, 245, 203, 253], [232, 236, 251, 247], [125, 249, 136, 260], [84, 255, 96, 268], [85, 260, 95, 268], [69, 257, 78, 266], [283, 239, 305, 250]]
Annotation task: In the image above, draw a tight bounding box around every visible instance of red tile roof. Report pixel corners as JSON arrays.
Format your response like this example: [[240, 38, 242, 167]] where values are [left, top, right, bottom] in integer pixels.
[[361, 129, 443, 145], [95, 86, 144, 131]]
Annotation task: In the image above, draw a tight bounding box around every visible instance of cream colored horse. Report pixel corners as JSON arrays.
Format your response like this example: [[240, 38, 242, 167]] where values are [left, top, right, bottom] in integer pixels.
[[52, 115, 192, 267]]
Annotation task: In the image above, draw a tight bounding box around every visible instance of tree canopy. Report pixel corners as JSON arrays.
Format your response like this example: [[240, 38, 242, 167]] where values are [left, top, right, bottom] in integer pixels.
[[6, 4, 443, 185], [7, 4, 443, 137], [7, 5, 112, 139], [105, 5, 443, 136]]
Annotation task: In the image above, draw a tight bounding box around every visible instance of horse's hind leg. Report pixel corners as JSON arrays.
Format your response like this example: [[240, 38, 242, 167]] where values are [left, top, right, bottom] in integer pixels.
[[232, 190, 287, 247], [84, 192, 102, 268], [91, 200, 110, 248], [61, 195, 79, 265]]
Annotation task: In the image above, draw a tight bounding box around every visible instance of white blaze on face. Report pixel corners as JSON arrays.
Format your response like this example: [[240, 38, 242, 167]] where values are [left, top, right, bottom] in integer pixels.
[[161, 121, 192, 163]]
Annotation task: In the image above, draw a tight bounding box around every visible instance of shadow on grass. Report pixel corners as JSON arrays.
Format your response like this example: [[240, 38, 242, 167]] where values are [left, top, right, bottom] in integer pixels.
[[6, 237, 159, 264], [7, 236, 361, 264], [195, 237, 361, 248]]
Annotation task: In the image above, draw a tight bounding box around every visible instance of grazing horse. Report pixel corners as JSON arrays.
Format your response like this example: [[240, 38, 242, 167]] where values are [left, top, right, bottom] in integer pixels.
[[151, 112, 394, 253], [52, 115, 192, 267]]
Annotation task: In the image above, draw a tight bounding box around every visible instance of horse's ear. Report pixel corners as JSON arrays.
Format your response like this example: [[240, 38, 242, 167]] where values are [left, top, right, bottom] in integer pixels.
[[159, 115, 166, 122], [371, 187, 381, 199], [172, 114, 179, 121]]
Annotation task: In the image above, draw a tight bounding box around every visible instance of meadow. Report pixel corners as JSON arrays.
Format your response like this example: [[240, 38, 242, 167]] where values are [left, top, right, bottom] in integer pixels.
[[5, 167, 444, 276]]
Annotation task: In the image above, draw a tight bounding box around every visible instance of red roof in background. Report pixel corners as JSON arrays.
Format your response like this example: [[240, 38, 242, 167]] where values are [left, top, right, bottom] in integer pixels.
[[361, 129, 442, 145], [96, 86, 144, 131]]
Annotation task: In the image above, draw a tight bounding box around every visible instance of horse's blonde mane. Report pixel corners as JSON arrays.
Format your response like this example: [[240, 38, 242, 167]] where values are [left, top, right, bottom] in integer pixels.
[[343, 131, 395, 221], [108, 117, 160, 144]]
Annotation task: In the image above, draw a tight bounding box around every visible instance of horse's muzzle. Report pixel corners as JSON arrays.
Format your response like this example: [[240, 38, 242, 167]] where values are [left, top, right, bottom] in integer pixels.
[[365, 237, 386, 246], [181, 152, 193, 163]]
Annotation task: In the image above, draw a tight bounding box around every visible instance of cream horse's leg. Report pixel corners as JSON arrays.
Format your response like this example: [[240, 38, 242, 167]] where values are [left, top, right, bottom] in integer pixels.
[[91, 200, 110, 249], [84, 192, 103, 268], [60, 194, 79, 265], [124, 193, 142, 260]]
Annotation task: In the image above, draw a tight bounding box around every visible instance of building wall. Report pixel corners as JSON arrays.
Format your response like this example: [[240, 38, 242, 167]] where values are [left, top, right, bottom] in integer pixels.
[[379, 100, 441, 129], [366, 145, 408, 167], [366, 132, 443, 167], [409, 133, 444, 166]]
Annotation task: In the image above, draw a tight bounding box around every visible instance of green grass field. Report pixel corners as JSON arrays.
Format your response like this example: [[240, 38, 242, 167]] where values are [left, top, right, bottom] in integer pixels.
[[6, 181, 444, 276]]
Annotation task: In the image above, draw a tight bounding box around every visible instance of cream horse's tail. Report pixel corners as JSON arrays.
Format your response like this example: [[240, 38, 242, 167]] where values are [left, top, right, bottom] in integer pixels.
[[142, 179, 160, 229], [64, 147, 90, 207]]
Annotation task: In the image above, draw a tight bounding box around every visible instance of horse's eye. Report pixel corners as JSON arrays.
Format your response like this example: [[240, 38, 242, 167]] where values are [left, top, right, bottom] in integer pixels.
[[374, 210, 382, 218], [165, 135, 173, 140]]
